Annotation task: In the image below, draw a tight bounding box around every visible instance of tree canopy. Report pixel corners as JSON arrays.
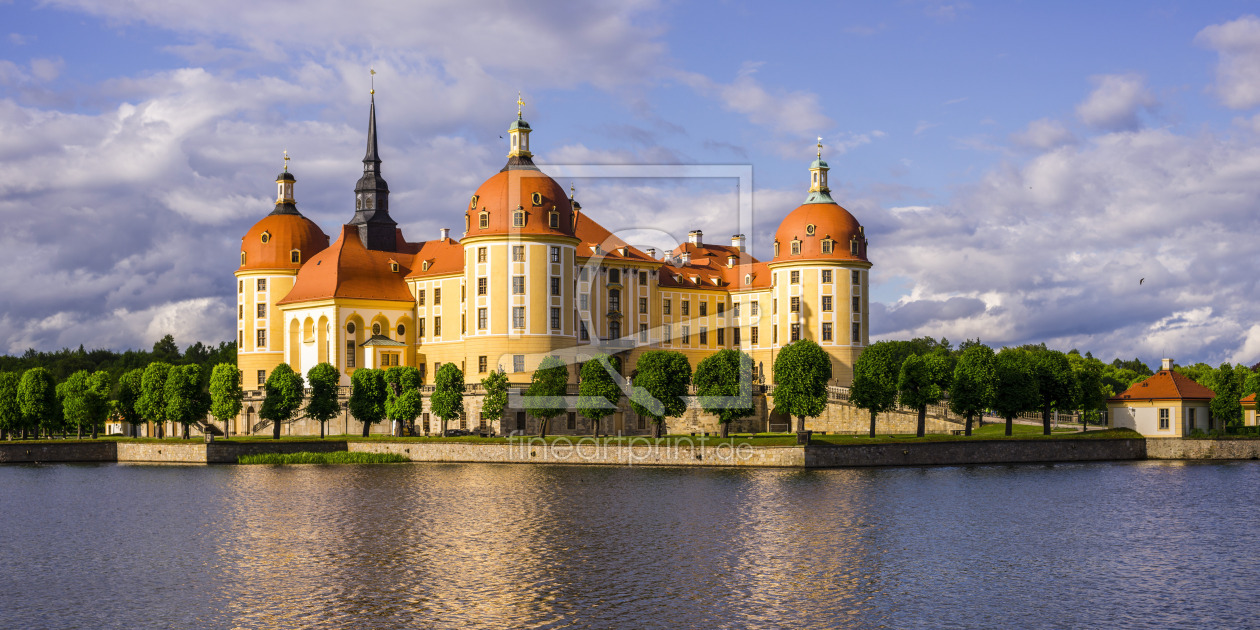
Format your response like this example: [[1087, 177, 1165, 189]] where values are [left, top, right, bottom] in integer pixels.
[[209, 363, 244, 432], [897, 351, 951, 437], [429, 363, 465, 435], [524, 356, 569, 437], [949, 343, 996, 435], [304, 363, 340, 438], [0, 372, 20, 438], [630, 350, 691, 438], [384, 366, 424, 433], [1028, 349, 1080, 435], [349, 368, 388, 437], [851, 341, 912, 437], [136, 362, 172, 435], [576, 355, 621, 436], [992, 348, 1040, 436], [694, 349, 754, 437], [772, 340, 832, 432], [18, 367, 58, 438], [259, 363, 304, 439], [480, 369, 510, 433]]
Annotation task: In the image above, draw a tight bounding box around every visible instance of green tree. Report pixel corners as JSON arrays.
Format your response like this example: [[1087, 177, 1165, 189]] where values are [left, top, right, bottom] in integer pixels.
[[260, 363, 304, 439], [577, 355, 621, 437], [384, 366, 424, 435], [429, 363, 465, 436], [524, 356, 569, 438], [1208, 362, 1243, 429], [60, 370, 111, 439], [772, 340, 832, 434], [480, 369, 510, 436], [1069, 353, 1106, 431], [694, 349, 754, 438], [992, 349, 1040, 436], [18, 368, 58, 439], [898, 352, 951, 437], [630, 350, 691, 438], [1029, 349, 1080, 435], [850, 341, 912, 438], [349, 368, 388, 437], [151, 334, 181, 364], [165, 364, 204, 439], [949, 343, 996, 436], [209, 363, 244, 437], [0, 372, 19, 439], [137, 362, 172, 438], [115, 368, 145, 437], [304, 363, 340, 439]]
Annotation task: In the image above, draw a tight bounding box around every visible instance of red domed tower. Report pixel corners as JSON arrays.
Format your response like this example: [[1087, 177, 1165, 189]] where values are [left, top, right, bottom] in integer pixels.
[[235, 155, 330, 389]]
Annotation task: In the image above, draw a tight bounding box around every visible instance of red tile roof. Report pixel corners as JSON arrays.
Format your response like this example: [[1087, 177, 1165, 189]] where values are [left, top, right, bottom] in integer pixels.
[[278, 225, 415, 304], [1109, 370, 1216, 402]]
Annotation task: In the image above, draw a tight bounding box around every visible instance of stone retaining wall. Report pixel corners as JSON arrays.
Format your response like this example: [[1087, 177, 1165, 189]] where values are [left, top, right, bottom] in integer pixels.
[[350, 440, 804, 467], [804, 438, 1147, 468], [0, 441, 116, 463], [1145, 438, 1260, 460]]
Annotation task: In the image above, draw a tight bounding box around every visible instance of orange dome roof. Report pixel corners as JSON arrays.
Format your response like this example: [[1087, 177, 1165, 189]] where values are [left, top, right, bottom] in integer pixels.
[[464, 168, 576, 238], [239, 213, 330, 272], [772, 201, 868, 264]]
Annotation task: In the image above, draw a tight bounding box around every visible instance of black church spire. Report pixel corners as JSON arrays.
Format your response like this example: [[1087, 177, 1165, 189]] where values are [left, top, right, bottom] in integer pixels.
[[349, 92, 397, 251]]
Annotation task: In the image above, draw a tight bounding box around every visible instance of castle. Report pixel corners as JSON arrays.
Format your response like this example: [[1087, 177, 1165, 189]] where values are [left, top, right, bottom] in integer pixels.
[[234, 95, 872, 435]]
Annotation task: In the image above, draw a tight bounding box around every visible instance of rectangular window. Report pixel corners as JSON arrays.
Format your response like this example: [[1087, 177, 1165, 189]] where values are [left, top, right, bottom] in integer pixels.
[[639, 297, 648, 314], [750, 327, 759, 344], [257, 279, 266, 291], [699, 327, 708, 345], [550, 277, 561, 296], [733, 327, 741, 346], [346, 340, 356, 368], [478, 356, 488, 373], [750, 301, 759, 316], [580, 321, 589, 341], [717, 303, 725, 317], [791, 323, 801, 341], [513, 212, 525, 228], [513, 276, 525, 294], [462, 285, 466, 302], [479, 213, 488, 229], [822, 323, 833, 341], [791, 296, 800, 313], [663, 299, 671, 315], [852, 270, 860, 285], [773, 326, 778, 344], [513, 307, 525, 328], [418, 363, 426, 382], [681, 301, 690, 316], [790, 270, 800, 284], [1188, 407, 1197, 430], [823, 295, 833, 312], [682, 325, 691, 344], [822, 270, 832, 283], [639, 271, 648, 284], [567, 412, 576, 431], [238, 305, 243, 320], [852, 295, 861, 313], [434, 288, 442, 305], [717, 328, 724, 346], [256, 329, 266, 348], [434, 316, 442, 336], [664, 328, 672, 344], [852, 322, 861, 343], [418, 289, 425, 306], [580, 294, 589, 310], [550, 213, 559, 228], [580, 267, 588, 281], [239, 330, 243, 346], [477, 247, 487, 263], [550, 246, 560, 263], [791, 241, 801, 255], [513, 246, 525, 262], [418, 319, 425, 338], [609, 269, 620, 283], [773, 299, 778, 314], [257, 369, 266, 385], [609, 290, 620, 312], [513, 355, 525, 372], [477, 277, 487, 296], [478, 307, 487, 330], [639, 324, 648, 342], [1159, 408, 1170, 430], [238, 280, 243, 293], [550, 307, 561, 330], [699, 302, 708, 316], [435, 362, 441, 376]]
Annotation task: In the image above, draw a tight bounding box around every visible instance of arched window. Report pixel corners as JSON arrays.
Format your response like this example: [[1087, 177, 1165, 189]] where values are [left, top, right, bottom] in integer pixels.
[[240, 252, 246, 265], [290, 249, 300, 264], [773, 241, 780, 257]]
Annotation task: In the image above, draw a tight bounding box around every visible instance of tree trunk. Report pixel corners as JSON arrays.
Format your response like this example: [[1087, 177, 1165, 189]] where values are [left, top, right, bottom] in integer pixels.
[[651, 421, 662, 438], [183, 423, 190, 439], [1005, 416, 1013, 436], [91, 424, 98, 440], [720, 422, 729, 438], [77, 424, 82, 440], [320, 421, 325, 439], [21, 427, 28, 440], [539, 418, 548, 440], [916, 406, 926, 438], [796, 415, 806, 432], [869, 409, 877, 438], [1042, 405, 1052, 435], [362, 420, 371, 438], [1082, 412, 1088, 433], [965, 412, 973, 436]]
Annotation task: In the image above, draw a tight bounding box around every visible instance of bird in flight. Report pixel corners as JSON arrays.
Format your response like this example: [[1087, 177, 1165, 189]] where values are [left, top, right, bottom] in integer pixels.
[[1139, 278, 1145, 285]]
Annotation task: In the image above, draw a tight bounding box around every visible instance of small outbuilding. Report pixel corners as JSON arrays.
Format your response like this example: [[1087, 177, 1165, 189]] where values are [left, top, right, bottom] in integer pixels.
[[1242, 393, 1258, 426], [1107, 358, 1215, 437]]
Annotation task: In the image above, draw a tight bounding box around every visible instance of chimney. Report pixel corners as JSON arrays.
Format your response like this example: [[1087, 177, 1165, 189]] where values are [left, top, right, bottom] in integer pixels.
[[680, 251, 691, 266], [1161, 358, 1173, 371], [731, 234, 746, 252], [688, 230, 703, 245], [439, 227, 450, 240], [645, 247, 657, 260]]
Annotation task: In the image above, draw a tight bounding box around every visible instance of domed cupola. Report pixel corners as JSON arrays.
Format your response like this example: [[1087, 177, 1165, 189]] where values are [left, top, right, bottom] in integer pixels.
[[771, 139, 868, 264], [239, 155, 330, 271], [463, 96, 577, 238]]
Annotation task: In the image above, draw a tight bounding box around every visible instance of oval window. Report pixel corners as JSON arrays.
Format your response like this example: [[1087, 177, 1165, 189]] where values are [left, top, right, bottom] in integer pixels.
[[805, 224, 816, 236], [346, 322, 356, 334], [397, 324, 406, 337], [372, 323, 382, 336], [531, 192, 543, 206], [470, 194, 479, 209], [260, 231, 271, 243]]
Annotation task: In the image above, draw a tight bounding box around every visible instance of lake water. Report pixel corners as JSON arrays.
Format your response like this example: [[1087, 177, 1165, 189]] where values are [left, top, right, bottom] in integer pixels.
[[1, 460, 1258, 629]]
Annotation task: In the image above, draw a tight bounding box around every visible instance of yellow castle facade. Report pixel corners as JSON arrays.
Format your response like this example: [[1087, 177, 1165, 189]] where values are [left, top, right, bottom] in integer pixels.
[[235, 97, 872, 434]]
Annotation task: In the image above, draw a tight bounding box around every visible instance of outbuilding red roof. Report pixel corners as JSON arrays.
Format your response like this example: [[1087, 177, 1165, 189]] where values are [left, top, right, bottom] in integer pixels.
[[1109, 370, 1216, 402]]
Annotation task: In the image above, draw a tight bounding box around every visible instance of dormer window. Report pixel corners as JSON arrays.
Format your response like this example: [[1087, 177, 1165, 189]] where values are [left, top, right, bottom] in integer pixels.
[[791, 239, 801, 255], [531, 192, 543, 206], [850, 236, 860, 255], [260, 231, 271, 244], [805, 224, 816, 236], [290, 250, 300, 264], [240, 252, 246, 265], [619, 247, 627, 257], [390, 260, 399, 273], [422, 261, 430, 271], [549, 211, 559, 228], [821, 238, 834, 254], [479, 212, 489, 229], [594, 245, 603, 256], [513, 209, 525, 227], [469, 194, 479, 209], [773, 241, 780, 257], [745, 273, 752, 285]]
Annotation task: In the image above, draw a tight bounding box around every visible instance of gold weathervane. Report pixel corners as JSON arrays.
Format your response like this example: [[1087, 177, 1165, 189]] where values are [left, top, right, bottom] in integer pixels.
[[817, 136, 823, 159], [283, 149, 290, 172], [517, 91, 524, 118], [370, 67, 376, 95], [569, 183, 575, 199]]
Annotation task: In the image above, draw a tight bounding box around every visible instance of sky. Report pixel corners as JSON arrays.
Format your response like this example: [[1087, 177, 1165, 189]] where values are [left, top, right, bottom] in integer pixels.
[[3, 0, 1260, 368]]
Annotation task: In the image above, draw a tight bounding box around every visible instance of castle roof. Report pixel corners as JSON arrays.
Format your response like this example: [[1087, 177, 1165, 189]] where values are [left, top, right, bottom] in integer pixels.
[[1109, 370, 1216, 402], [278, 225, 414, 304]]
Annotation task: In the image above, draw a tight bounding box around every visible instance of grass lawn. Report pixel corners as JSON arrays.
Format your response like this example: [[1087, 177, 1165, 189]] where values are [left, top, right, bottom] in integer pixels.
[[238, 451, 407, 465]]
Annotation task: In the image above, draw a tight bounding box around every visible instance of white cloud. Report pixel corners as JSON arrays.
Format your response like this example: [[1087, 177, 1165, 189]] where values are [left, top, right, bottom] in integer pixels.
[[1010, 117, 1075, 150], [1076, 73, 1157, 131], [1196, 15, 1260, 109], [678, 62, 832, 138]]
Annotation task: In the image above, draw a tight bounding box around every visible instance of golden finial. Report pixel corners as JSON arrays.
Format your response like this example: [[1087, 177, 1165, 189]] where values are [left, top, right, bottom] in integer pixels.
[[569, 183, 575, 200], [517, 91, 524, 118], [370, 67, 376, 95], [283, 149, 290, 172], [817, 136, 823, 159]]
